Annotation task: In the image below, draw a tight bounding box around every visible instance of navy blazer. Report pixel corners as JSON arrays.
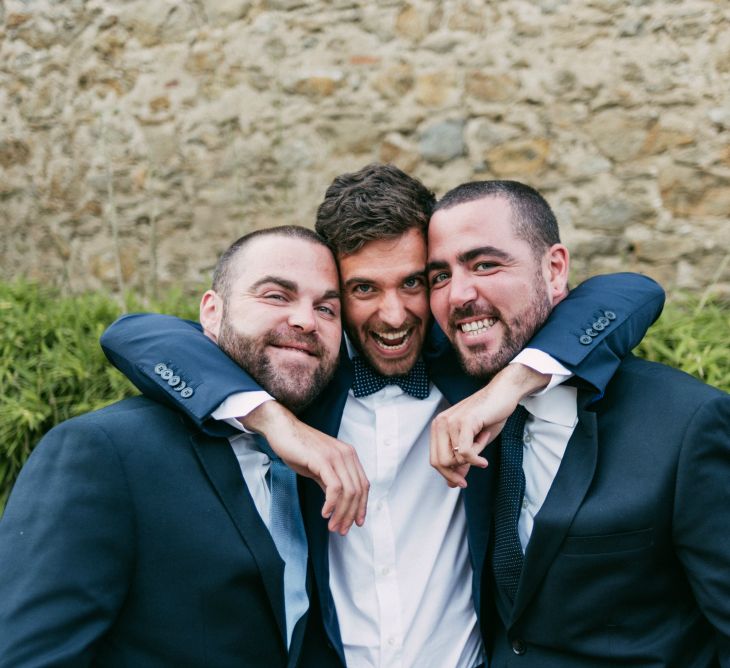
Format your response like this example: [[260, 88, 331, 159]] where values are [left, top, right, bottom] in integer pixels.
[[99, 273, 665, 661], [485, 356, 730, 667], [0, 397, 340, 668]]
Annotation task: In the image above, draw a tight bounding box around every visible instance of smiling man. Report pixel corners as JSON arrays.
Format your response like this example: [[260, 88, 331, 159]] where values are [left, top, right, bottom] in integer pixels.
[[99, 164, 665, 667], [0, 226, 358, 668], [427, 180, 730, 667]]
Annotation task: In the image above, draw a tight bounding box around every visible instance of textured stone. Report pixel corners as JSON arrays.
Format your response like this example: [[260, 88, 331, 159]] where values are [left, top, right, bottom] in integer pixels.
[[419, 120, 466, 165], [485, 138, 551, 177], [1, 0, 728, 295]]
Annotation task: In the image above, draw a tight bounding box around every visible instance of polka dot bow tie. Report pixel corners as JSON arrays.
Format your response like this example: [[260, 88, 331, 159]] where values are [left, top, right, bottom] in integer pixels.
[[351, 356, 430, 399]]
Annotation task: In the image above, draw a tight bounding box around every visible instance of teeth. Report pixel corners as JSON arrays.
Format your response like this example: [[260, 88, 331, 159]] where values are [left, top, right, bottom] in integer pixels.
[[373, 329, 411, 350], [460, 318, 496, 335], [379, 329, 409, 341]]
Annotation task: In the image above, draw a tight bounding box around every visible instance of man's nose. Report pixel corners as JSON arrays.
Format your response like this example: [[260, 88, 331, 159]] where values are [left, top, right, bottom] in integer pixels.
[[448, 271, 478, 308], [379, 291, 407, 328], [287, 302, 317, 332]]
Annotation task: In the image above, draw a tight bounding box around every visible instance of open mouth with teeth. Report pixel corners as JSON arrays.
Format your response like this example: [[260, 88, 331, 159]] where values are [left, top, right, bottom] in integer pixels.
[[371, 328, 412, 351], [459, 317, 497, 337]]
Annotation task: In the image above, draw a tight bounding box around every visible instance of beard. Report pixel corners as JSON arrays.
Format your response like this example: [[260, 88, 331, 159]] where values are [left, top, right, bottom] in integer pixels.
[[449, 281, 553, 381], [217, 316, 338, 413]]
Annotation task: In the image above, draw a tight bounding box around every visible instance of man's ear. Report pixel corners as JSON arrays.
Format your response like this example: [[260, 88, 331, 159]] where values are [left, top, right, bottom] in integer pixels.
[[199, 290, 223, 342], [545, 244, 570, 305]]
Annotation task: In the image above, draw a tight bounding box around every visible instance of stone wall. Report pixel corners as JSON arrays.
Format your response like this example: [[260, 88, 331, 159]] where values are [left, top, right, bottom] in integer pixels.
[[2, 0, 729, 297]]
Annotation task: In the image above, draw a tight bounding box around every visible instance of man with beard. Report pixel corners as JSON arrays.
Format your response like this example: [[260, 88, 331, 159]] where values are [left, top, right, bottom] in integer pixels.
[[0, 226, 362, 668], [99, 164, 664, 667], [427, 181, 730, 667]]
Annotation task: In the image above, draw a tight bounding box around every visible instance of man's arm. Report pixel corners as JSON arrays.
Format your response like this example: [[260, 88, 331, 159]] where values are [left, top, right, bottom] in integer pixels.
[[101, 314, 368, 533], [674, 393, 730, 664], [430, 272, 665, 485], [0, 421, 134, 666]]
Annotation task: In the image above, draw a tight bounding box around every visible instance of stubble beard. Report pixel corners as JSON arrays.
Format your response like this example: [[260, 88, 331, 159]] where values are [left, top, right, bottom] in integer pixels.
[[451, 283, 553, 381], [217, 316, 338, 413]]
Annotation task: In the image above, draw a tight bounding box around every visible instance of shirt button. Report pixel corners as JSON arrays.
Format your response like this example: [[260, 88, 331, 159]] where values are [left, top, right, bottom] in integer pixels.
[[522, 498, 529, 510], [388, 637, 397, 647], [380, 566, 390, 576], [383, 438, 393, 447], [523, 432, 531, 444]]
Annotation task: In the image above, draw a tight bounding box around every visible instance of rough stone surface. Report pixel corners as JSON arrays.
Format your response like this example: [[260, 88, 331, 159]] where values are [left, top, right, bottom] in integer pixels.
[[1, 0, 729, 296]]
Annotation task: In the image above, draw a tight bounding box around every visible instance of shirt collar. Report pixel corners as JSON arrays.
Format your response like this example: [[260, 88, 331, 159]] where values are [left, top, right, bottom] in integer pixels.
[[520, 384, 578, 428]]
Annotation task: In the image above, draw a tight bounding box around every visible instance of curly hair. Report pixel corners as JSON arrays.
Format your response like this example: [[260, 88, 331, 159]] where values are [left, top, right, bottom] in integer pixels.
[[315, 163, 436, 256]]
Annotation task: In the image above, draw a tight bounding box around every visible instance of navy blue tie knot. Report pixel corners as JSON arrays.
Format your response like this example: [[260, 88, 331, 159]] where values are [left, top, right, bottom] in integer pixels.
[[351, 356, 430, 399]]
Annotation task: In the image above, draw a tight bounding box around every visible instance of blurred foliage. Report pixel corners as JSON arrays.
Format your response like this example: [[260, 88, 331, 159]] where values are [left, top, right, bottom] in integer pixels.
[[0, 280, 198, 512], [635, 295, 730, 392], [0, 281, 728, 513]]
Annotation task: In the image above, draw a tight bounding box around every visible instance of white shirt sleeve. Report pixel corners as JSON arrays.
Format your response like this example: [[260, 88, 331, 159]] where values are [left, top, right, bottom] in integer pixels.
[[211, 391, 275, 432], [510, 348, 573, 396]]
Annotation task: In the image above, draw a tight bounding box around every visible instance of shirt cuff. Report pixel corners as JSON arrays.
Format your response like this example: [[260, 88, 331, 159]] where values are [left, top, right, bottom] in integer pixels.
[[510, 348, 573, 396], [211, 391, 275, 433]]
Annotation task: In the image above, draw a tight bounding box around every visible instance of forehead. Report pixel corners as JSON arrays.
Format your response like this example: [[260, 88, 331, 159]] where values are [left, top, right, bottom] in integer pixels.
[[232, 235, 338, 289], [428, 197, 519, 259], [337, 228, 427, 280]]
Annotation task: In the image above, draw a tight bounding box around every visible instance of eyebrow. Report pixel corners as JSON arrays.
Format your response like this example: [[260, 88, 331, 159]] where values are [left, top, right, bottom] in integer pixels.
[[427, 246, 515, 273], [251, 275, 340, 302]]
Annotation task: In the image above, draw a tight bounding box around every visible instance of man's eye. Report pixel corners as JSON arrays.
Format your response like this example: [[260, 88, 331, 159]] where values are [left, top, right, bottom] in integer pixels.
[[353, 284, 373, 294], [317, 305, 336, 316], [475, 261, 497, 271], [403, 277, 424, 289], [264, 293, 287, 301], [430, 272, 449, 286]]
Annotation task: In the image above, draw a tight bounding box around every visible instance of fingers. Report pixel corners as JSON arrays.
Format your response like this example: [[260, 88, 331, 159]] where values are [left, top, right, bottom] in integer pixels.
[[430, 416, 468, 488], [318, 441, 369, 535]]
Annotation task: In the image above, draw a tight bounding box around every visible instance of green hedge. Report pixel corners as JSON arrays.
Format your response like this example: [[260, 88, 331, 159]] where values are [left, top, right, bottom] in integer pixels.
[[1, 280, 728, 512]]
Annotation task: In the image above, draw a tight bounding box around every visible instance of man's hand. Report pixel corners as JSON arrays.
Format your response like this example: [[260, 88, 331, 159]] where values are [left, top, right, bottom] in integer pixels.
[[430, 363, 549, 488], [242, 401, 370, 535]]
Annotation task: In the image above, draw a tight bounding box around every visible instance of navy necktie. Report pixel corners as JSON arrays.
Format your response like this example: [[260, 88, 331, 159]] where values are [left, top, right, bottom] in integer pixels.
[[351, 356, 430, 399], [492, 405, 529, 601], [254, 435, 309, 648]]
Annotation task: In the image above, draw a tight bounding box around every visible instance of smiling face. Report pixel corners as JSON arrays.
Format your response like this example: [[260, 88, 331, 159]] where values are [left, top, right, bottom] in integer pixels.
[[200, 234, 342, 412], [338, 227, 430, 377], [427, 196, 569, 379]]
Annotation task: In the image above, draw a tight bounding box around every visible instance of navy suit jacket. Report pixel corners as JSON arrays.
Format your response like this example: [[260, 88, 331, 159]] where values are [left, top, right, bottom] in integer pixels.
[[99, 273, 665, 662], [484, 356, 730, 667], [0, 397, 340, 668]]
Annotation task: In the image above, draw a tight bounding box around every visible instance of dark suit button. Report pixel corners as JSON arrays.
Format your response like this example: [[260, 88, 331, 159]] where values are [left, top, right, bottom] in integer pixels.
[[585, 328, 598, 337], [592, 320, 605, 331], [597, 316, 610, 328], [172, 381, 187, 392], [579, 335, 593, 345], [512, 639, 527, 655], [154, 363, 167, 375], [180, 387, 194, 398], [167, 375, 181, 387], [604, 310, 616, 320]]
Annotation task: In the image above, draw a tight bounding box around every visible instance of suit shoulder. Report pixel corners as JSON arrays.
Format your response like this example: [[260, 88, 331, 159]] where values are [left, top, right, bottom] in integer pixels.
[[46, 396, 190, 442], [610, 356, 727, 404]]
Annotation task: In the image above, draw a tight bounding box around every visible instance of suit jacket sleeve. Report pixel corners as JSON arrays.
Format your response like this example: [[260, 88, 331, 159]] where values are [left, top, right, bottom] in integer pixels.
[[101, 313, 262, 436], [673, 393, 730, 664], [0, 420, 135, 667], [525, 272, 665, 394]]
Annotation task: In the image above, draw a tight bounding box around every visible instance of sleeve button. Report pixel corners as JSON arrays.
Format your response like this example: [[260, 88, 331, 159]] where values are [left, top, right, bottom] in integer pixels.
[[180, 387, 194, 398], [604, 310, 616, 320], [154, 363, 167, 375], [579, 335, 593, 345]]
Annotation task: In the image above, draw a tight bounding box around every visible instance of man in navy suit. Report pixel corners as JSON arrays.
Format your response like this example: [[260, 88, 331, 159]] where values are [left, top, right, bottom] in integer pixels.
[[0, 226, 361, 667], [427, 180, 730, 667], [99, 164, 666, 667]]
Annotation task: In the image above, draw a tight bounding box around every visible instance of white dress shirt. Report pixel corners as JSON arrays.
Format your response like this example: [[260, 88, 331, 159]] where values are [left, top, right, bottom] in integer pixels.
[[518, 385, 579, 550], [228, 432, 272, 525], [211, 343, 571, 668]]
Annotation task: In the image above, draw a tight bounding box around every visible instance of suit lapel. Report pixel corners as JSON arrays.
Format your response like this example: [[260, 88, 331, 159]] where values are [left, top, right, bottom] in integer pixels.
[[510, 394, 598, 624], [190, 431, 288, 646]]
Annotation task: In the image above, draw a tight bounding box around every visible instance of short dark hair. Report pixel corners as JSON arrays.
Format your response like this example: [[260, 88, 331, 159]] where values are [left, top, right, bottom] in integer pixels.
[[433, 180, 560, 256], [212, 225, 329, 297], [315, 163, 436, 256]]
